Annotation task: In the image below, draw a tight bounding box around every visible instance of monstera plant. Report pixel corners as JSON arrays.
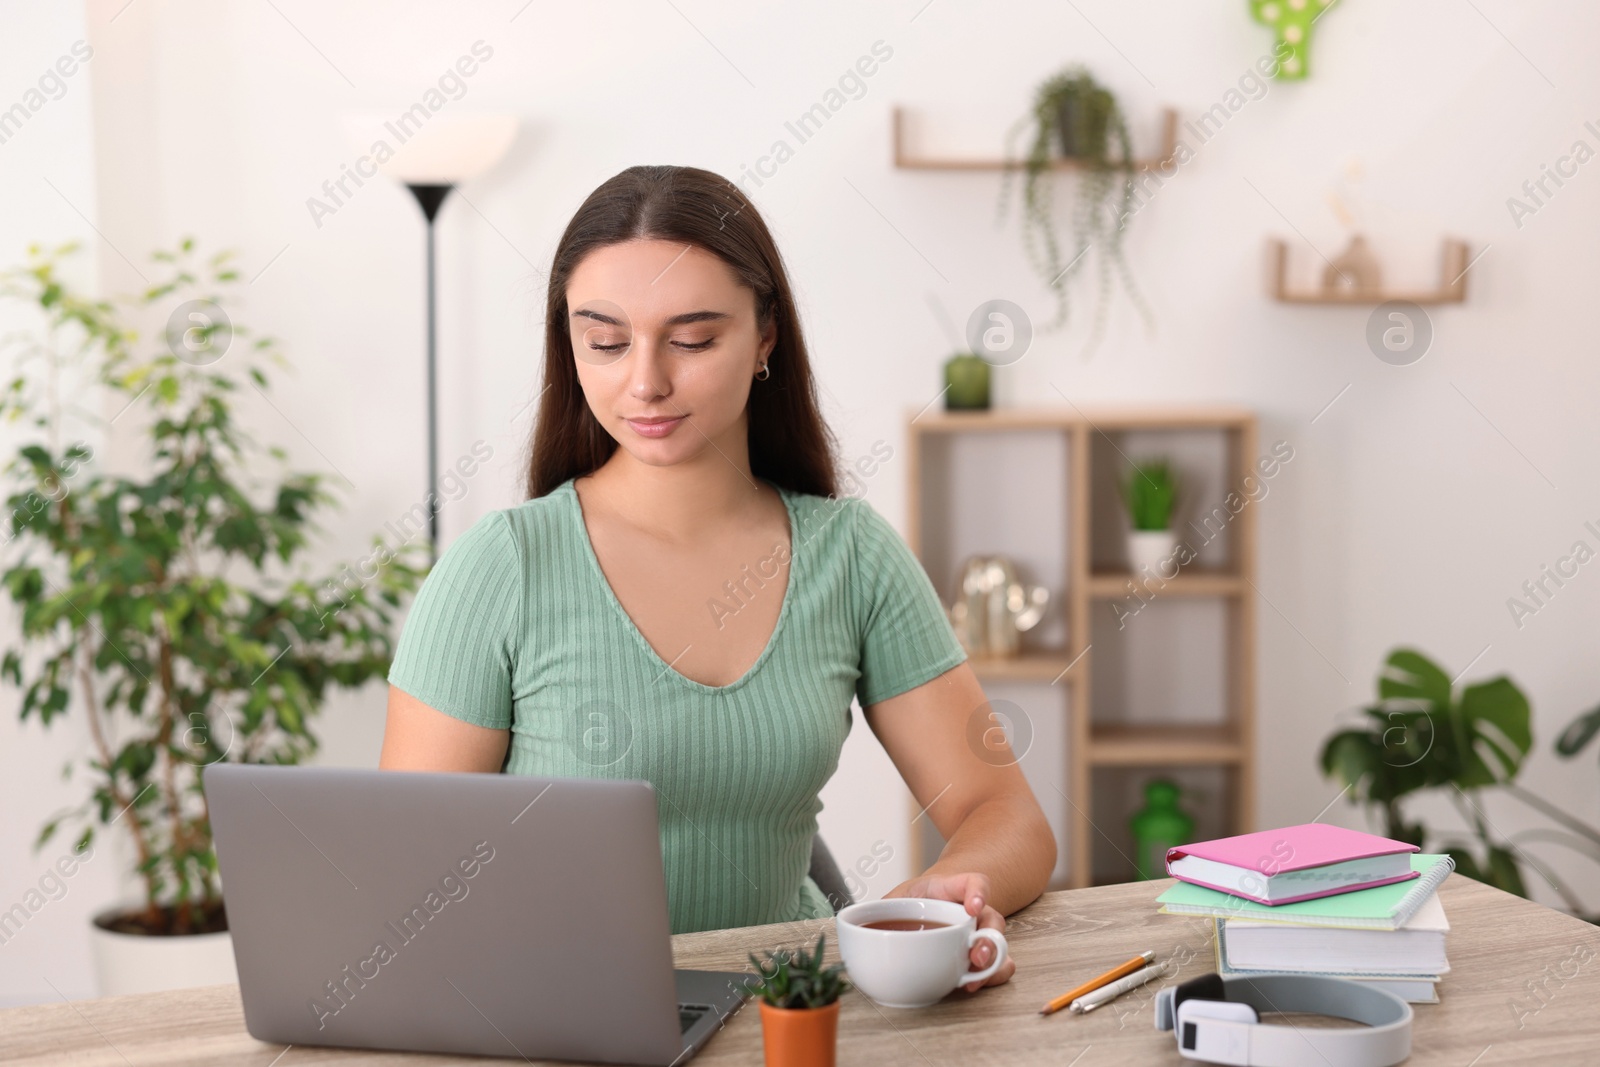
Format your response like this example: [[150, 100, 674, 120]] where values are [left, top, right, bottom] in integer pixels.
[[0, 239, 424, 968], [1321, 648, 1600, 914], [1320, 648, 1533, 895]]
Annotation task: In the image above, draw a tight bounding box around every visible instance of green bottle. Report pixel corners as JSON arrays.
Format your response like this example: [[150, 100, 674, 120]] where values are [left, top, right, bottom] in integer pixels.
[[1130, 779, 1193, 881]]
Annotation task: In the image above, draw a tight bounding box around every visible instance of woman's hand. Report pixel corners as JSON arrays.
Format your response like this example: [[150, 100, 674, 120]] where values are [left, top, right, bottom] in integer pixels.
[[884, 871, 1013, 992]]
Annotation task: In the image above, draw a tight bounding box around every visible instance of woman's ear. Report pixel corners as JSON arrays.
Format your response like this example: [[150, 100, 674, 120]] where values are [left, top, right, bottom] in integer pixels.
[[760, 316, 778, 362]]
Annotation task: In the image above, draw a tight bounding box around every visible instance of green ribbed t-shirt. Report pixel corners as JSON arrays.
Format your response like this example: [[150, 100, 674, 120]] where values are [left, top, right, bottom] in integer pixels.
[[386, 476, 968, 934]]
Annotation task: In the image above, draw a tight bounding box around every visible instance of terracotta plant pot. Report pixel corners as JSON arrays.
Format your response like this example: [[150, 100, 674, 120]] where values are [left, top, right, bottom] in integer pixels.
[[758, 999, 840, 1067]]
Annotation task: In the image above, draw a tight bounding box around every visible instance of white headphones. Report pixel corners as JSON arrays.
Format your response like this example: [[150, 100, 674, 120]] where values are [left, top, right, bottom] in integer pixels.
[[1155, 973, 1413, 1066]]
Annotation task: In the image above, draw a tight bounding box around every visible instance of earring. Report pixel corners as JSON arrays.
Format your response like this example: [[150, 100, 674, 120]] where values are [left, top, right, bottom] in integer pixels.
[[755, 362, 770, 381]]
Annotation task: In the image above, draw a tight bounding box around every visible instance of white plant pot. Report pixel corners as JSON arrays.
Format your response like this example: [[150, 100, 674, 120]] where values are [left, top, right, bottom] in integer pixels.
[[1127, 529, 1178, 576], [89, 904, 238, 997]]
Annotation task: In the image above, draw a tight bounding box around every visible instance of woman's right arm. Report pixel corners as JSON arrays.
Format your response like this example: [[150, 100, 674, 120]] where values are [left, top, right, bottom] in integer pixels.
[[379, 685, 510, 772]]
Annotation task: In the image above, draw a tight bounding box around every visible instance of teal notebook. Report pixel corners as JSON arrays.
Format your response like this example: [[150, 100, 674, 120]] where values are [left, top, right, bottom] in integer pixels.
[[1156, 854, 1454, 930]]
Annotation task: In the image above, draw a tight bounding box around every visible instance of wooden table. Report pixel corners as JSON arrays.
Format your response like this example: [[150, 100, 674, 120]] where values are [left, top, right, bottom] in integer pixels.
[[4, 875, 1598, 1065]]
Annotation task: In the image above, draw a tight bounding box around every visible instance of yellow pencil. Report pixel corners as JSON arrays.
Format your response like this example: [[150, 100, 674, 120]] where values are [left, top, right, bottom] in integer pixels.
[[1039, 951, 1155, 1015]]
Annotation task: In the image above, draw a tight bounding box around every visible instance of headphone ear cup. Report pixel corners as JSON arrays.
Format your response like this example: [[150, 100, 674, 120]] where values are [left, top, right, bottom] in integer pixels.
[[1171, 973, 1228, 1017], [1179, 999, 1260, 1025]]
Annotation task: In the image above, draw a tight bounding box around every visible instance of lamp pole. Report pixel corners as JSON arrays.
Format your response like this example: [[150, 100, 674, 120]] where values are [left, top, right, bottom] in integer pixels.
[[405, 182, 455, 565]]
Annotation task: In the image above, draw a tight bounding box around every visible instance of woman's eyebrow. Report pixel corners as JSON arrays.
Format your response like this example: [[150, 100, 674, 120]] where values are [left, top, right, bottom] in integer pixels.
[[569, 308, 732, 327], [662, 310, 732, 326]]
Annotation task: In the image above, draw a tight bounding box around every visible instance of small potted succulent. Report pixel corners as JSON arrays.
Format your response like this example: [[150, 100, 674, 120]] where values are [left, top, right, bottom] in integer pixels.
[[1121, 458, 1181, 575], [745, 932, 850, 1067]]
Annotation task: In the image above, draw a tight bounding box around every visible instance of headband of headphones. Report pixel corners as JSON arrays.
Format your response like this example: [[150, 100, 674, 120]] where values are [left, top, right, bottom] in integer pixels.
[[1154, 973, 1412, 1066]]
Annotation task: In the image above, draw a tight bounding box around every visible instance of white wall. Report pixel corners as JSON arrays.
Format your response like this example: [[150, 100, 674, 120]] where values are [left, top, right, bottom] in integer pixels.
[[3, 0, 1598, 1005], [0, 0, 112, 1007]]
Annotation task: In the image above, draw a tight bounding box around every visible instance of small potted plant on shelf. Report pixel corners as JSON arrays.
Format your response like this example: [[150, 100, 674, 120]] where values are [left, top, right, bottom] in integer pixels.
[[745, 932, 850, 1067], [1121, 459, 1180, 575], [997, 64, 1150, 354], [942, 350, 990, 410]]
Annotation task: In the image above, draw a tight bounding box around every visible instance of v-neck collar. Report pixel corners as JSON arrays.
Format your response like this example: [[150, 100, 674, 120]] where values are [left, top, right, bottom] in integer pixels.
[[562, 476, 800, 696]]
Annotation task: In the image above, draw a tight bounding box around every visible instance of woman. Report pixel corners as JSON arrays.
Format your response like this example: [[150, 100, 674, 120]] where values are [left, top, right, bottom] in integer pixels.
[[380, 164, 1055, 992]]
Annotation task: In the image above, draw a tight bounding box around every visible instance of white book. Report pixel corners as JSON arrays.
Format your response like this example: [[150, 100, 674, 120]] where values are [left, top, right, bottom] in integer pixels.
[[1358, 978, 1440, 1005], [1212, 918, 1444, 1004], [1222, 891, 1450, 976]]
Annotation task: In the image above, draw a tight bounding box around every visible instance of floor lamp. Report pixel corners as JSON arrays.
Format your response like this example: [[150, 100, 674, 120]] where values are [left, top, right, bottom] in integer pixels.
[[362, 112, 517, 562]]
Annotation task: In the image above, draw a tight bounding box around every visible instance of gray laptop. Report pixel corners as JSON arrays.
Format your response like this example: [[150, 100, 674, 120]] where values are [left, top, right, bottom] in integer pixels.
[[204, 764, 753, 1065]]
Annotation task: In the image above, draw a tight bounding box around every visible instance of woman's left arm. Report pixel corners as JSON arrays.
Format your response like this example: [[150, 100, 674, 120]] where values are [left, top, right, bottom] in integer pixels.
[[863, 659, 1057, 991]]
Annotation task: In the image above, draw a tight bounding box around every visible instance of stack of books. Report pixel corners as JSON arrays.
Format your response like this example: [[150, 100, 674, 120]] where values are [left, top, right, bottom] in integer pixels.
[[1155, 824, 1455, 1003]]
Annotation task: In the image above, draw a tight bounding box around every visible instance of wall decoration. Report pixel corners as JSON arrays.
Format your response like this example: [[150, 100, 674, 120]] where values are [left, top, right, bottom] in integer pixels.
[[1322, 234, 1383, 294], [1249, 0, 1339, 79]]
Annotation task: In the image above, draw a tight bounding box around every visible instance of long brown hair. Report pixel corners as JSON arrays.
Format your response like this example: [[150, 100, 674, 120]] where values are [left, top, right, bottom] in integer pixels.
[[526, 165, 840, 500]]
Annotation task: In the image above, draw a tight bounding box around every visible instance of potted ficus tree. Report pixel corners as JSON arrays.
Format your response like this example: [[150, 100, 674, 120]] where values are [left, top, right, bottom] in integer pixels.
[[998, 64, 1151, 354], [0, 239, 425, 995], [1121, 458, 1180, 575], [745, 932, 850, 1067]]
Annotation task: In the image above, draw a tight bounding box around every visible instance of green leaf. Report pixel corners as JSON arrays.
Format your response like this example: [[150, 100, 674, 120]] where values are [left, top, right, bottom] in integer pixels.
[[1454, 676, 1532, 788], [744, 932, 847, 1007], [1377, 648, 1452, 711], [1483, 845, 1529, 898], [1120, 459, 1178, 530], [1445, 846, 1484, 883], [1555, 703, 1600, 760], [1319, 729, 1377, 789]]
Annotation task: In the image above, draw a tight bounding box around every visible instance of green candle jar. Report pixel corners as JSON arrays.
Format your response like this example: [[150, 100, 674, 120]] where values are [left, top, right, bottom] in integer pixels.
[[943, 352, 990, 410]]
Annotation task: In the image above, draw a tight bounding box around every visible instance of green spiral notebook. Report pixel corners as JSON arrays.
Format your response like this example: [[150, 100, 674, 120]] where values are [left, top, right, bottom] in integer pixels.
[[1156, 853, 1454, 930]]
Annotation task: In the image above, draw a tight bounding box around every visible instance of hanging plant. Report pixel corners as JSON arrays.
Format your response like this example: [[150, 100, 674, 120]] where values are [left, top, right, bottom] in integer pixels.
[[998, 65, 1151, 355]]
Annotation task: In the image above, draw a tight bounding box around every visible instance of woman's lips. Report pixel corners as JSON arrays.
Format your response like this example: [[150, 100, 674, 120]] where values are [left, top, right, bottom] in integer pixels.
[[626, 415, 685, 438]]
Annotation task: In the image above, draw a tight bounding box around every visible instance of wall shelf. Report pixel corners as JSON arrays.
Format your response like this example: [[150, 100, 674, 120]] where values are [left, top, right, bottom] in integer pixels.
[[903, 405, 1258, 888], [892, 105, 1180, 172], [1267, 237, 1471, 305]]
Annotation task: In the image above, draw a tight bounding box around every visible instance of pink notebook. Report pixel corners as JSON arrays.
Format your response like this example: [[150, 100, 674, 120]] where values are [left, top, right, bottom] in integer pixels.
[[1165, 824, 1421, 905]]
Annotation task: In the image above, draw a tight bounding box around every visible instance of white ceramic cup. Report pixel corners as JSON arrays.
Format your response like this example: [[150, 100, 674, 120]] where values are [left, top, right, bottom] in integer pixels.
[[835, 898, 1009, 1008]]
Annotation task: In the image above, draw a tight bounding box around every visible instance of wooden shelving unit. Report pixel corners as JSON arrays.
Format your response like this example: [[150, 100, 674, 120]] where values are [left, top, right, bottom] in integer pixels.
[[1089, 724, 1247, 767], [1266, 237, 1472, 304], [892, 105, 1180, 172], [1086, 569, 1245, 598], [903, 405, 1258, 889]]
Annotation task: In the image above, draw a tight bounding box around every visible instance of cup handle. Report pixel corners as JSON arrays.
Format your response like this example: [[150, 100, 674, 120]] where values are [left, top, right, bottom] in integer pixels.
[[959, 928, 1008, 986]]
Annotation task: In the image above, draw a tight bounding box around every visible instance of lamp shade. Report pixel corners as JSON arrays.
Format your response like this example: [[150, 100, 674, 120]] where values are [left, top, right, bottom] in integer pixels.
[[341, 111, 517, 185]]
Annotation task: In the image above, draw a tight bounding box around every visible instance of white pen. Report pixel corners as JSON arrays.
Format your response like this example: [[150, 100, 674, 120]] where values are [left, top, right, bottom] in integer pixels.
[[1067, 963, 1163, 1014]]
